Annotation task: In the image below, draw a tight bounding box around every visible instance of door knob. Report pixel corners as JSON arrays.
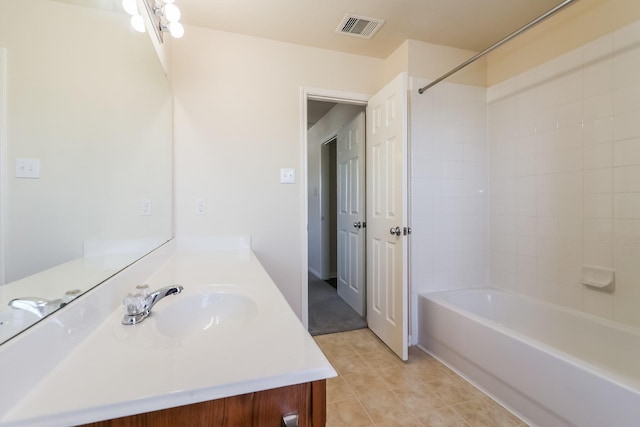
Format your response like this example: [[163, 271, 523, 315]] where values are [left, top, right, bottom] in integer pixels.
[[389, 226, 401, 236], [353, 221, 362, 229]]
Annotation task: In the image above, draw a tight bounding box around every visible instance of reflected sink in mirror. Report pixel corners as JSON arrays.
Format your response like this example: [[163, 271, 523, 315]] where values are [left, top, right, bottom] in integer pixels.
[[113, 285, 259, 348], [1, 301, 101, 344]]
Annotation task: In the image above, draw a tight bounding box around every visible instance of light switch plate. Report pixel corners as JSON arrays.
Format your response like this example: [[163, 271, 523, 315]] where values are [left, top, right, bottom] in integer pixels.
[[280, 168, 295, 184], [16, 158, 40, 179]]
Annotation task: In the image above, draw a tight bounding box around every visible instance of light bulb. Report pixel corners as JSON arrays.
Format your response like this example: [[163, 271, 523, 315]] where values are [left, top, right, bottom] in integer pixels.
[[163, 3, 181, 22], [168, 22, 184, 38], [131, 15, 146, 33], [122, 0, 138, 15]]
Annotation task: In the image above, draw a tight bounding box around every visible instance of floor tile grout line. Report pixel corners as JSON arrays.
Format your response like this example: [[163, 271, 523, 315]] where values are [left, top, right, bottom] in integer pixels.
[[354, 397, 375, 426]]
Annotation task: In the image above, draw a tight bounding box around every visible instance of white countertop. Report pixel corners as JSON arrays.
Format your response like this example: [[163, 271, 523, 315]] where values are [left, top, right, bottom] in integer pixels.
[[0, 238, 336, 426]]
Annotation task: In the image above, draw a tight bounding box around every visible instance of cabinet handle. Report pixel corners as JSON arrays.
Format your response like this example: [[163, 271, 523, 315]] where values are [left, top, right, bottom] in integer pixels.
[[282, 413, 299, 427]]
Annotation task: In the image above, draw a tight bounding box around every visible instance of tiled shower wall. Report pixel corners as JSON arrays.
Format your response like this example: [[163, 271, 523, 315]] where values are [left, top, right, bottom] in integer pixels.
[[409, 78, 488, 339], [487, 20, 640, 328]]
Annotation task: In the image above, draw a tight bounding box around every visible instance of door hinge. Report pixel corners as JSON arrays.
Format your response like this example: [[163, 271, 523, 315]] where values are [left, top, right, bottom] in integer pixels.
[[403, 226, 412, 236]]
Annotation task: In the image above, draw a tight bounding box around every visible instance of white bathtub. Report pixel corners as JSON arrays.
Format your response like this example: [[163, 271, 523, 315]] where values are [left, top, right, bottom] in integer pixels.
[[418, 288, 640, 427]]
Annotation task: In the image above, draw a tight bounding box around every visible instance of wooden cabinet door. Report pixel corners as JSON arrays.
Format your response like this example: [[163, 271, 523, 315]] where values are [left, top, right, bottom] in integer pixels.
[[81, 380, 326, 427]]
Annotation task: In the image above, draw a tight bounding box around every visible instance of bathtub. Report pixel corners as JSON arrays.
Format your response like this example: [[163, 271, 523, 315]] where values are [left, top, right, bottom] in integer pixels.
[[418, 288, 640, 427]]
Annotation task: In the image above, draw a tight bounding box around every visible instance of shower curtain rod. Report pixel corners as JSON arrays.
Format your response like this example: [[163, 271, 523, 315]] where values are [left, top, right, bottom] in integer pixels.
[[418, 0, 580, 95]]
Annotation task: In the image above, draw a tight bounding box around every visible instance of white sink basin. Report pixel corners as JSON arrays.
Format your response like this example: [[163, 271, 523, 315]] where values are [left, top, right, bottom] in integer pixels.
[[154, 287, 259, 338], [113, 285, 259, 348]]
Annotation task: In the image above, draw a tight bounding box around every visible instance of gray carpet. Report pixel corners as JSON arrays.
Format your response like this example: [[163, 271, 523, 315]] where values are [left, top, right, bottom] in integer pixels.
[[308, 273, 367, 336]]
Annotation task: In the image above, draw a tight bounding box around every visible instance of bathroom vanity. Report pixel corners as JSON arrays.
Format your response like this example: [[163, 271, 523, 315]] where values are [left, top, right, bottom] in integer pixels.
[[0, 238, 335, 426], [81, 381, 326, 426]]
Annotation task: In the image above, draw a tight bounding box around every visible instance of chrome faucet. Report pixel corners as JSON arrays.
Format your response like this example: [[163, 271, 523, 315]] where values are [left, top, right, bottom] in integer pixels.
[[9, 290, 82, 318], [122, 285, 183, 325], [8, 297, 66, 318]]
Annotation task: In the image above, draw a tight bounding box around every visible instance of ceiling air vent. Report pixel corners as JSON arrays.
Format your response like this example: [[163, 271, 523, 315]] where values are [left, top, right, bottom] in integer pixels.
[[336, 14, 385, 39]]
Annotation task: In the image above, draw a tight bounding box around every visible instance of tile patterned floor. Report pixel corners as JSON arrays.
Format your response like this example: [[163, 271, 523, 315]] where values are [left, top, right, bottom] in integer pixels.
[[314, 329, 528, 427]]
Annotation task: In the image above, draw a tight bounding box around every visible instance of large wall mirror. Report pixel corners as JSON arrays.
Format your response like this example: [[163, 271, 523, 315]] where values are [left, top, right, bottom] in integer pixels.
[[0, 0, 173, 344]]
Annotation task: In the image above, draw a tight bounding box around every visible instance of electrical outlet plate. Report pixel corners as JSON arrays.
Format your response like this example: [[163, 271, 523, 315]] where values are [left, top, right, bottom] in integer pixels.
[[196, 199, 206, 215], [140, 199, 152, 216]]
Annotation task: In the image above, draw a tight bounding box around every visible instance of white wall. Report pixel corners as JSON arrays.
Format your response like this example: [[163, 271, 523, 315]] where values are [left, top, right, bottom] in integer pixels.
[[487, 19, 640, 328], [307, 104, 363, 279], [409, 78, 488, 339], [406, 38, 487, 342], [171, 26, 386, 315]]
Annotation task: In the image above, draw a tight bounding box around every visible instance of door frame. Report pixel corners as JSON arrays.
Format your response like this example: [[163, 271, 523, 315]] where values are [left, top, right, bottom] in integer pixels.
[[300, 87, 369, 328]]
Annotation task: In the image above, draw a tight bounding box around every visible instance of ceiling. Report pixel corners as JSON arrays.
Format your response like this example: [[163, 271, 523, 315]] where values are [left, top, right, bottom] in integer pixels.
[[307, 101, 337, 129], [178, 0, 567, 58]]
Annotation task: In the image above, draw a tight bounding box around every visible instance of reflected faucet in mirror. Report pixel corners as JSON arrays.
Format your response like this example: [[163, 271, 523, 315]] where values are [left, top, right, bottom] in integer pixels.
[[9, 290, 82, 319], [122, 285, 183, 325]]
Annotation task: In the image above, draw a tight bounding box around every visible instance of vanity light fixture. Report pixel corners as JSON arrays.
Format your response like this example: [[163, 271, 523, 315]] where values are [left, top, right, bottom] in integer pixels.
[[153, 0, 185, 39], [122, 0, 138, 15], [162, 21, 185, 38], [122, 0, 146, 33], [131, 14, 146, 33], [122, 0, 185, 40]]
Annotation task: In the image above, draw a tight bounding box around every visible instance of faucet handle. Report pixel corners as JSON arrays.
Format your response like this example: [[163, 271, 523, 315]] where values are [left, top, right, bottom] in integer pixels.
[[122, 285, 150, 315], [122, 295, 145, 315], [135, 284, 150, 297]]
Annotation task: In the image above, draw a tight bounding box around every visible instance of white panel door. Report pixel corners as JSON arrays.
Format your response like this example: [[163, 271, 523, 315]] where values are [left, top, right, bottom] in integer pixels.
[[336, 111, 366, 317], [366, 73, 409, 361]]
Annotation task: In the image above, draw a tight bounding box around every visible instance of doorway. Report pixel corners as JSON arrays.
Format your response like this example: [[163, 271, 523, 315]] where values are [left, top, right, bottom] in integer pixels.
[[302, 74, 410, 360], [307, 100, 367, 336]]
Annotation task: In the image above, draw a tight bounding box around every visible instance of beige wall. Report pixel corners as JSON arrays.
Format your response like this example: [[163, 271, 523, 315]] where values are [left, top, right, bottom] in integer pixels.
[[383, 0, 640, 89], [408, 40, 486, 87], [171, 27, 386, 315], [171, 23, 493, 317], [384, 40, 410, 84], [487, 0, 640, 85]]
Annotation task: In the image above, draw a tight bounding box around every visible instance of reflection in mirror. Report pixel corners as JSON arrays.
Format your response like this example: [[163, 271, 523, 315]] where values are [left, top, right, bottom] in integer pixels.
[[0, 0, 173, 344]]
